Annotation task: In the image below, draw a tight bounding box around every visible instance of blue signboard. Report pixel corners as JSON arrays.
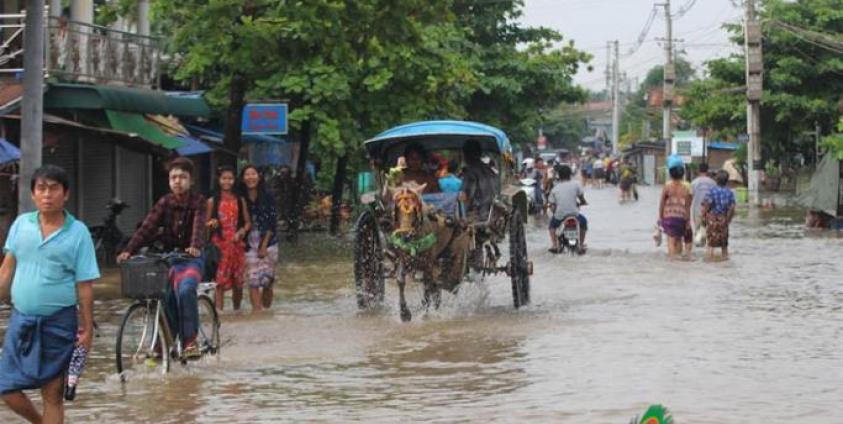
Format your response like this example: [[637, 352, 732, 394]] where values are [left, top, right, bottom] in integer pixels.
[[242, 103, 288, 135]]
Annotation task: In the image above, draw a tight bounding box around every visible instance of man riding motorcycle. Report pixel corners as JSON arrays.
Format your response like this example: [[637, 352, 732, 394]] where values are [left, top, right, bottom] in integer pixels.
[[547, 164, 588, 254]]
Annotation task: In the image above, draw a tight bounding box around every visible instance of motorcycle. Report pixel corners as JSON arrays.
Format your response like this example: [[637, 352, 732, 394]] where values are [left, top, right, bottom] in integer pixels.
[[518, 178, 543, 215], [555, 214, 585, 255], [88, 199, 130, 266]]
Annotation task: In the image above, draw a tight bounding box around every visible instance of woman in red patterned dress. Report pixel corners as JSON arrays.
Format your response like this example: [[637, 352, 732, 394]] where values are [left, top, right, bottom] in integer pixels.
[[206, 165, 251, 311]]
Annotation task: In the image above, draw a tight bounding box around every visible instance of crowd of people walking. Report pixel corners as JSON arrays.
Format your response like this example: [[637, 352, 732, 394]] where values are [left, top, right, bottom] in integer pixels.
[[522, 149, 736, 261]]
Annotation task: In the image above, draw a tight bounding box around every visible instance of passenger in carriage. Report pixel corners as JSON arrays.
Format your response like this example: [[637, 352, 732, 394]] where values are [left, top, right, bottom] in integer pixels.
[[461, 139, 497, 222], [438, 160, 463, 194], [400, 144, 440, 193]]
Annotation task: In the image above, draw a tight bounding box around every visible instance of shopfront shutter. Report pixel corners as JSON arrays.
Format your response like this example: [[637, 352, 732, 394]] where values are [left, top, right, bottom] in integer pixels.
[[43, 139, 79, 215], [80, 139, 114, 226], [116, 147, 149, 234]]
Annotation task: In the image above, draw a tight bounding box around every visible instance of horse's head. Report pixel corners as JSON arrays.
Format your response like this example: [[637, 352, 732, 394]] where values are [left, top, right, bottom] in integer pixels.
[[392, 183, 426, 234]]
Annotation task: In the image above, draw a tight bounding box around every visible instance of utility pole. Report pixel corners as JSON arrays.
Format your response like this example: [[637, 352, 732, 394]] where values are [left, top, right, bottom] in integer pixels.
[[138, 0, 151, 36], [659, 0, 675, 157], [611, 40, 620, 155], [19, 1, 46, 213], [745, 0, 763, 205], [605, 42, 612, 97]]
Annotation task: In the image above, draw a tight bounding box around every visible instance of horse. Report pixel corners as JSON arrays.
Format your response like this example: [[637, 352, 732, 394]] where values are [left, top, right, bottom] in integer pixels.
[[389, 183, 470, 321]]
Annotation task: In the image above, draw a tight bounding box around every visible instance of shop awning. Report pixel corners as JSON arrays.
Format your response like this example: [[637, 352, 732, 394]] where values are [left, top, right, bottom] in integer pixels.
[[45, 83, 211, 118], [708, 142, 739, 151], [0, 138, 20, 165], [105, 110, 185, 150], [183, 124, 288, 145], [176, 136, 213, 156], [2, 113, 170, 155]]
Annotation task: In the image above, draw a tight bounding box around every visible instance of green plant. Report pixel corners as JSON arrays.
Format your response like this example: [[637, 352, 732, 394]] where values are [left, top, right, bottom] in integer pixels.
[[821, 117, 843, 160], [765, 161, 781, 178]]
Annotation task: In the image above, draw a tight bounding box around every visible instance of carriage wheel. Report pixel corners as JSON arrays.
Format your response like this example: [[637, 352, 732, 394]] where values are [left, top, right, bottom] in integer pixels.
[[353, 210, 385, 309], [508, 210, 531, 308]]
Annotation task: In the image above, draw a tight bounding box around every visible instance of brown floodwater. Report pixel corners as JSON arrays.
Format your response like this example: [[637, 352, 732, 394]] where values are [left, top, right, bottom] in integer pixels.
[[1, 185, 841, 423]]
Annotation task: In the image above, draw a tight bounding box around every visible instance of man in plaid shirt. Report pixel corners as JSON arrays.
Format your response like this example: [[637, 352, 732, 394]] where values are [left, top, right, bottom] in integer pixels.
[[118, 157, 207, 357]]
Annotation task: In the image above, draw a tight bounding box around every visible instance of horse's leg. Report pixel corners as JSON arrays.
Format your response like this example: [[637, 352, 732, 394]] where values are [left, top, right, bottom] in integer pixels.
[[422, 269, 441, 310], [398, 266, 411, 322]]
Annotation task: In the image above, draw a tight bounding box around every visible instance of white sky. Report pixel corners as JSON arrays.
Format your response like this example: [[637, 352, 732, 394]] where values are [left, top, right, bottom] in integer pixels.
[[521, 0, 745, 92]]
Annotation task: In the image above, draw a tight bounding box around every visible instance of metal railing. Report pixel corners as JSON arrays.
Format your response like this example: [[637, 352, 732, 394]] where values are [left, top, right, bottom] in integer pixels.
[[0, 11, 161, 88], [0, 12, 29, 74], [47, 17, 162, 88]]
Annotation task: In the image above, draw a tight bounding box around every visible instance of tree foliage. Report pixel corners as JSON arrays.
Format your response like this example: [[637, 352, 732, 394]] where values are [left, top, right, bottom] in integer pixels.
[[679, 0, 843, 162], [822, 117, 843, 160], [153, 0, 589, 160], [618, 56, 695, 145], [454, 0, 590, 145], [640, 57, 695, 89]]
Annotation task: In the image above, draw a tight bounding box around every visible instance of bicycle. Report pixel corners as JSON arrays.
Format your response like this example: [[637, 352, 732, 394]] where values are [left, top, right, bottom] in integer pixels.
[[115, 252, 220, 380], [89, 199, 130, 266]]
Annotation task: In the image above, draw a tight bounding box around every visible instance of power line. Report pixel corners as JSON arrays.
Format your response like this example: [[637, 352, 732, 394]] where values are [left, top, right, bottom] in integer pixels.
[[625, 5, 659, 57], [673, 0, 698, 19], [767, 19, 843, 55]]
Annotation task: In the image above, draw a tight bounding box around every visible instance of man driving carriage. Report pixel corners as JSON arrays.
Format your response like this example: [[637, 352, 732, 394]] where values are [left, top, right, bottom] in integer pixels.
[[461, 139, 498, 223], [400, 144, 440, 193]]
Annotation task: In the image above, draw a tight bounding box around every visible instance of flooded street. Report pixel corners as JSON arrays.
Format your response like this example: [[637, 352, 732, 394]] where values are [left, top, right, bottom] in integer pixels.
[[2, 184, 842, 423]]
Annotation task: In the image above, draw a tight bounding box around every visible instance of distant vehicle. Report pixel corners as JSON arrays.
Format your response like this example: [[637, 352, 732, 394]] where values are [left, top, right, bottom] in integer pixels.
[[518, 178, 541, 215], [539, 148, 571, 165]]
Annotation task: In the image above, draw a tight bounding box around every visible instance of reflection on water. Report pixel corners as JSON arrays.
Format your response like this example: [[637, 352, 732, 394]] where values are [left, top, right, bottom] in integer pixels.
[[1, 185, 842, 423]]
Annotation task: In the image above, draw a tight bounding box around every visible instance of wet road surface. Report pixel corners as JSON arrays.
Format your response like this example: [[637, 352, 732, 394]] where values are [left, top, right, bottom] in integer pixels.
[[1, 184, 842, 423]]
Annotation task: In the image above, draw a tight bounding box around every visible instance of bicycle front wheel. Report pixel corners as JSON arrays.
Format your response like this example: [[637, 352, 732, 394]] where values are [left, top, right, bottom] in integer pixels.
[[197, 295, 220, 356], [116, 302, 169, 380]]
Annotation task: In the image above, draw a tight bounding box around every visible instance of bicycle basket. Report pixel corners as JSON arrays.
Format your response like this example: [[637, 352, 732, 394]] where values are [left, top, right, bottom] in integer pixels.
[[120, 256, 170, 299]]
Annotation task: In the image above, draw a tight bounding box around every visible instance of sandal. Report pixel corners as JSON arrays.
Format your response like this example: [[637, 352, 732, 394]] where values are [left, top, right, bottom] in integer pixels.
[[183, 342, 201, 360]]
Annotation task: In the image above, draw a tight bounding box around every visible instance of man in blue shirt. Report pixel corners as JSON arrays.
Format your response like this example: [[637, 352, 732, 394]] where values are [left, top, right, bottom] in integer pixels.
[[0, 165, 100, 423]]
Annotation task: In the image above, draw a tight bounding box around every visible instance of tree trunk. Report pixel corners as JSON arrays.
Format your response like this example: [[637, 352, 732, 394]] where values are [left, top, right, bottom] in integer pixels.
[[288, 119, 311, 243], [329, 155, 348, 235], [222, 73, 246, 166]]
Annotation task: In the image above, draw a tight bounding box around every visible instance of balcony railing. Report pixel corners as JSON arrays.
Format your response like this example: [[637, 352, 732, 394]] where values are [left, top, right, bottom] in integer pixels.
[[0, 11, 161, 88], [0, 12, 28, 73], [47, 17, 162, 88]]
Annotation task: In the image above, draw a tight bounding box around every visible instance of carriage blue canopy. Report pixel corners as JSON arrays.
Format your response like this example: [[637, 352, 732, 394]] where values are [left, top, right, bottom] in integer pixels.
[[364, 120, 512, 159]]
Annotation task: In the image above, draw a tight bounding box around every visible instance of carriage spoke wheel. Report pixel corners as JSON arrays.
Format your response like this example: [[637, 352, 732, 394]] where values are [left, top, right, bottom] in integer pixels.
[[508, 210, 530, 308], [353, 210, 385, 309]]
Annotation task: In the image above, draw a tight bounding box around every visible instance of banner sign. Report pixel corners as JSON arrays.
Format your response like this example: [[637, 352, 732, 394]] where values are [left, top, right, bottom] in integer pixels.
[[242, 104, 288, 135]]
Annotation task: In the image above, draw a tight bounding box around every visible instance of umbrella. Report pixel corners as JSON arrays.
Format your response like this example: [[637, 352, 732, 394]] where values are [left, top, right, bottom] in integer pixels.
[[64, 345, 88, 401]]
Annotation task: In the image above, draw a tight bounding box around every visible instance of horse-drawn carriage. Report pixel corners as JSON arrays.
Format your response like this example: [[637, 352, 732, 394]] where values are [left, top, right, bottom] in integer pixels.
[[353, 120, 533, 321]]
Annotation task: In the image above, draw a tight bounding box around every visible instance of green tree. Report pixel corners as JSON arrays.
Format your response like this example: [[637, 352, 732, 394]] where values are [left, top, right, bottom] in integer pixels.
[[640, 56, 696, 89], [619, 56, 695, 145], [155, 0, 480, 235], [153, 0, 589, 233], [679, 58, 746, 140], [822, 117, 843, 160], [679, 0, 843, 163], [541, 104, 589, 151], [453, 0, 590, 146]]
